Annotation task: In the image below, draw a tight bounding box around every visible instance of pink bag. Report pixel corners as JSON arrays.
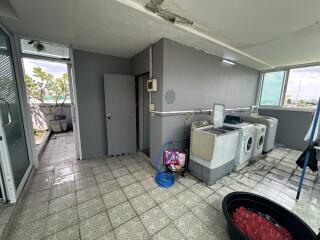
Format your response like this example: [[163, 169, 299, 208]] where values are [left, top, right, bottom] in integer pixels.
[[164, 150, 186, 168], [177, 152, 186, 167]]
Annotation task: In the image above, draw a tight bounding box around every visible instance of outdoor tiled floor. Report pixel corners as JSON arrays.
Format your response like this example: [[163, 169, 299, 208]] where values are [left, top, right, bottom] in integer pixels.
[[6, 132, 320, 239]]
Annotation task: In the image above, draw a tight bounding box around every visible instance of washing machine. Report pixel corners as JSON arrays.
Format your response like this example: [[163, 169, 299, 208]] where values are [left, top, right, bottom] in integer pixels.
[[223, 122, 256, 171], [189, 125, 239, 185], [252, 124, 266, 159], [243, 115, 278, 153]]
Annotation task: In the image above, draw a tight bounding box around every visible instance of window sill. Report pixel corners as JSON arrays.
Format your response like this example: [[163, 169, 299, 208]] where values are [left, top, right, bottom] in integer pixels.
[[259, 106, 315, 113]]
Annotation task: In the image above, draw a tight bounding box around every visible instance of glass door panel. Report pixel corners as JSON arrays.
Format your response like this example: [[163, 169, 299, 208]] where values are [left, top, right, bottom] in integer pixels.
[[0, 28, 30, 196]]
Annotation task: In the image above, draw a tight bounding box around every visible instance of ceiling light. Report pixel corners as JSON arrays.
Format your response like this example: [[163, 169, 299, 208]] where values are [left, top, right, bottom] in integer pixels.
[[222, 59, 235, 65]]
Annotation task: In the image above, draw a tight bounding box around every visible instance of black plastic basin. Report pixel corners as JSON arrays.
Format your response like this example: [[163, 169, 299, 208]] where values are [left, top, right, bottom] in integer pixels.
[[222, 192, 318, 240]]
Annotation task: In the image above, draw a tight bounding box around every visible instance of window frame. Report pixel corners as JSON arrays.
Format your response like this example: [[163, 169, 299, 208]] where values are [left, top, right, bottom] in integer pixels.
[[257, 64, 320, 112], [18, 35, 71, 62], [257, 70, 287, 107]]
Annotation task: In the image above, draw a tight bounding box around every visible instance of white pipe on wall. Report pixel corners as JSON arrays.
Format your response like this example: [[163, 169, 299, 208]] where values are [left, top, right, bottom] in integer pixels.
[[150, 107, 251, 116]]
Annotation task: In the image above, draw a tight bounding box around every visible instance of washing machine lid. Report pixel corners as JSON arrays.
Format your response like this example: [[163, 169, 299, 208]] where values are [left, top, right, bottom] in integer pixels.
[[202, 126, 238, 135], [203, 127, 227, 135]]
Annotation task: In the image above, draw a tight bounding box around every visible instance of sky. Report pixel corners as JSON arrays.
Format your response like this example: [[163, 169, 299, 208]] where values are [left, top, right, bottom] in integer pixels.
[[22, 58, 69, 103], [22, 58, 67, 78], [261, 66, 320, 105], [286, 66, 320, 102]]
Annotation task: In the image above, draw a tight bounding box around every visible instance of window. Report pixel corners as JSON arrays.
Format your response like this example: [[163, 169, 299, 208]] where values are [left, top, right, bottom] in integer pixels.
[[284, 66, 320, 108], [260, 71, 285, 106], [259, 66, 320, 109], [20, 38, 70, 59]]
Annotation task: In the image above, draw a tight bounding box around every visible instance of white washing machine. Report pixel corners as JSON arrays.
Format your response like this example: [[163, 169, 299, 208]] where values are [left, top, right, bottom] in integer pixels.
[[243, 115, 278, 153], [224, 122, 256, 171], [252, 124, 266, 159], [189, 125, 239, 185]]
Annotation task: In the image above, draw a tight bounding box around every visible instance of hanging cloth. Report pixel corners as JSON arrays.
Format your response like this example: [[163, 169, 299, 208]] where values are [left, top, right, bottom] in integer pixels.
[[296, 140, 319, 172]]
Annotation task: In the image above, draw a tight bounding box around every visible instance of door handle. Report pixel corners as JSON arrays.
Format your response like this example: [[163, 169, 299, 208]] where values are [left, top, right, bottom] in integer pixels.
[[0, 97, 12, 127], [106, 113, 111, 120]]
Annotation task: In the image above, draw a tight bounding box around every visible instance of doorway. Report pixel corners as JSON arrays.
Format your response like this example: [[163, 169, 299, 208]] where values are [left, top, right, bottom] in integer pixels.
[[136, 73, 150, 156], [21, 58, 76, 160], [18, 37, 81, 162]]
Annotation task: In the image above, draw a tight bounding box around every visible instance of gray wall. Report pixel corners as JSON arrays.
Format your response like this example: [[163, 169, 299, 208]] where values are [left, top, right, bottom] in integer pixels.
[[130, 47, 149, 76], [73, 50, 130, 159], [162, 39, 259, 111], [74, 39, 259, 161], [131, 39, 260, 165], [159, 39, 260, 157], [130, 40, 164, 163], [259, 109, 313, 151]]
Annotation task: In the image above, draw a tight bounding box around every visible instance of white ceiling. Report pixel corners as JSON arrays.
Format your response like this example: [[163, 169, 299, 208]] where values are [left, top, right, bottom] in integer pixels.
[[1, 0, 320, 70]]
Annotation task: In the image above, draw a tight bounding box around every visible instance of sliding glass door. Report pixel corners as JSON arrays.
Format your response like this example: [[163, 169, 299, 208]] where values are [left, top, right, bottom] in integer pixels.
[[0, 27, 31, 203]]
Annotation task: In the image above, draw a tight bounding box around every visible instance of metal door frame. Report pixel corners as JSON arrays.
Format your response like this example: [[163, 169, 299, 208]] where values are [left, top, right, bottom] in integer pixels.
[[0, 162, 7, 202], [0, 23, 33, 203], [67, 62, 81, 159], [0, 115, 16, 202], [15, 38, 83, 160]]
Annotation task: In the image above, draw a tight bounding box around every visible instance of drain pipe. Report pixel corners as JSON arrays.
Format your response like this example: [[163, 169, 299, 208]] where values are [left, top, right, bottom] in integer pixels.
[[149, 44, 153, 111]]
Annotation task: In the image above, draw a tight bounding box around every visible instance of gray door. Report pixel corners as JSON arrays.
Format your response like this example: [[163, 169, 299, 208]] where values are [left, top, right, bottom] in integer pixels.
[[104, 74, 136, 156]]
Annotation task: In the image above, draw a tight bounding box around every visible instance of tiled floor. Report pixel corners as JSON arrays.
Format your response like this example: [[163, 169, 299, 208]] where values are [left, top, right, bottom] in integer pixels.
[[0, 204, 15, 237], [5, 132, 320, 239]]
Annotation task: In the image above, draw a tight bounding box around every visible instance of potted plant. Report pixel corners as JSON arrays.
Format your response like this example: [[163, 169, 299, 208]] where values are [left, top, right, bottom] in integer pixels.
[[46, 73, 69, 133], [25, 67, 69, 133]]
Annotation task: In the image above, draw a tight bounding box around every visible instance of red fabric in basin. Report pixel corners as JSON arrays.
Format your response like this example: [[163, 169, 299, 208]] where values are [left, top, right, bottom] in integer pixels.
[[232, 207, 293, 240]]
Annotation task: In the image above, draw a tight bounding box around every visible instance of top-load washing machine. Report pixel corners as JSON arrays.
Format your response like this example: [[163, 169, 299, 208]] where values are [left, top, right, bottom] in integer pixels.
[[243, 115, 278, 153], [224, 122, 256, 171], [252, 123, 266, 159], [189, 124, 239, 185]]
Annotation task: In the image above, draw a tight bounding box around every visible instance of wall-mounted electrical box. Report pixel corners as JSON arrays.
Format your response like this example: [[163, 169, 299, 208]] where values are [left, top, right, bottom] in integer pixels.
[[147, 79, 157, 92], [149, 103, 155, 111]]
